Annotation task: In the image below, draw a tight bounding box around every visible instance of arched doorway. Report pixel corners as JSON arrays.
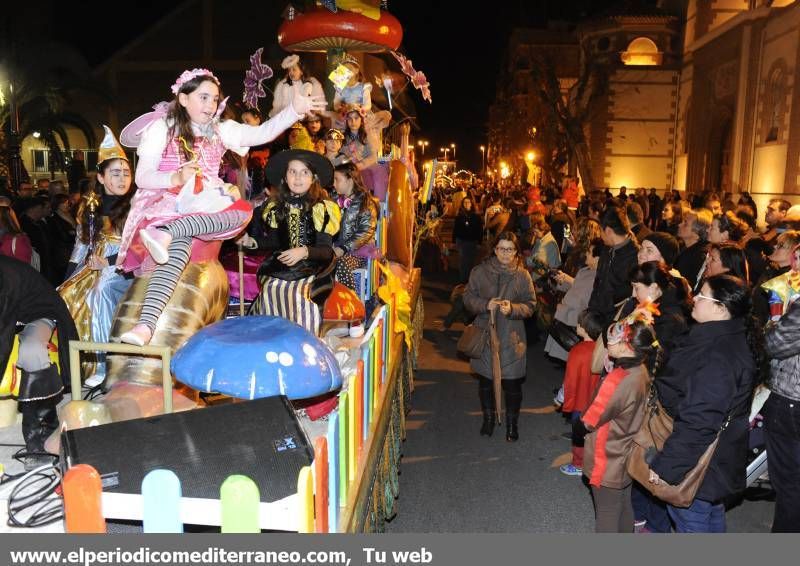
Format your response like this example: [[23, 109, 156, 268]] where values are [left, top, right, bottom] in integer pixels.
[[705, 105, 733, 193]]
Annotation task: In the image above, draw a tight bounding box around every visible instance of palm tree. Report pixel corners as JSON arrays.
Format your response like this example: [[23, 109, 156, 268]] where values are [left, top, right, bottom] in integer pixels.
[[1, 38, 110, 183]]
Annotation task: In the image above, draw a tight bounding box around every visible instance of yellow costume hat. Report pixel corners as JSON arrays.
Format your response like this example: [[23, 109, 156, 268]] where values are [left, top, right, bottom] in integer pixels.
[[97, 125, 128, 164]]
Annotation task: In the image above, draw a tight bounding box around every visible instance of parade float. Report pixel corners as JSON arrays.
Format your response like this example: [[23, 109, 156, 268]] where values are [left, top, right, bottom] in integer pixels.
[[0, 1, 429, 534]]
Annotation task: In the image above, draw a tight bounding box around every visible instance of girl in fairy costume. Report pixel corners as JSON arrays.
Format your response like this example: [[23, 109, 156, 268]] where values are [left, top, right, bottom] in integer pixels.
[[117, 68, 324, 346], [333, 55, 372, 116]]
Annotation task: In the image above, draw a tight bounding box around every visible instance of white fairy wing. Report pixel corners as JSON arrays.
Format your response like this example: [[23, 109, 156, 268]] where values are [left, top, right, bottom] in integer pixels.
[[119, 102, 170, 148]]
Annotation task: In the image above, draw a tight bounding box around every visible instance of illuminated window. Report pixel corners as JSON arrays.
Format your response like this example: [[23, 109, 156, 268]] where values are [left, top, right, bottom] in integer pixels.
[[621, 37, 662, 66], [763, 61, 787, 143]]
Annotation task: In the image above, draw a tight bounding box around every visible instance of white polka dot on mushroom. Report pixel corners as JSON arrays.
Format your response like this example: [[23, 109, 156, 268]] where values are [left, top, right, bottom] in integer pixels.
[[302, 343, 318, 362], [279, 352, 294, 367]]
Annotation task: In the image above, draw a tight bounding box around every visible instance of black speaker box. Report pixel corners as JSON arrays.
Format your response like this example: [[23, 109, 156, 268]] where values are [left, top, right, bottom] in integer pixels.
[[61, 396, 312, 503]]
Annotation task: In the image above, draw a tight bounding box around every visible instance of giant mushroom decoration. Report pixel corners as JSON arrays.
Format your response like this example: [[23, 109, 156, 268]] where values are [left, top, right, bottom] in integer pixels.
[[278, 6, 403, 101], [278, 7, 402, 54]]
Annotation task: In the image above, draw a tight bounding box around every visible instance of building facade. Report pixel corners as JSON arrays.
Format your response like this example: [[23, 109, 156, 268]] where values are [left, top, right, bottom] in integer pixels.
[[490, 0, 800, 210]]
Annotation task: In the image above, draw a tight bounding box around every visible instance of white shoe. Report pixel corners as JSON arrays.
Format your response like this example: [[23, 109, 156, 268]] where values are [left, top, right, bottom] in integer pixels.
[[84, 374, 104, 388], [119, 324, 153, 346], [139, 228, 172, 265]]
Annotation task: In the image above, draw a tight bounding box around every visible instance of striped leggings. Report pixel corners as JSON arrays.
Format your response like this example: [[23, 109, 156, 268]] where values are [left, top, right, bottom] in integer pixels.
[[250, 275, 321, 335], [138, 211, 241, 331]]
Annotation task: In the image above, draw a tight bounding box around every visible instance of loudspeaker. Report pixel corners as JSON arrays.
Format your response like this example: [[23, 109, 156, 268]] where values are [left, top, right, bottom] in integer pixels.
[[61, 396, 312, 503]]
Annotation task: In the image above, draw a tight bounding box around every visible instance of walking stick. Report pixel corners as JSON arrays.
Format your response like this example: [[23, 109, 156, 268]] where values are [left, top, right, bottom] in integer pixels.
[[238, 242, 245, 317], [489, 307, 503, 425]]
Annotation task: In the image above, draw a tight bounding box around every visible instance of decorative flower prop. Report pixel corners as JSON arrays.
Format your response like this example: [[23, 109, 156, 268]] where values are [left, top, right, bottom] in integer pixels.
[[243, 47, 274, 109], [391, 51, 432, 103], [607, 300, 660, 346], [377, 261, 413, 349]]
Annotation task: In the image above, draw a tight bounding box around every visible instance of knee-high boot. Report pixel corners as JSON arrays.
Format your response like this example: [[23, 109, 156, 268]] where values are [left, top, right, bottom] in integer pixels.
[[478, 381, 495, 437], [19, 397, 59, 469], [505, 390, 522, 442]]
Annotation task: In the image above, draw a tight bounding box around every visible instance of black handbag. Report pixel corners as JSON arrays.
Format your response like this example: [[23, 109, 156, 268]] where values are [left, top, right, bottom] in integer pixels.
[[548, 319, 581, 352]]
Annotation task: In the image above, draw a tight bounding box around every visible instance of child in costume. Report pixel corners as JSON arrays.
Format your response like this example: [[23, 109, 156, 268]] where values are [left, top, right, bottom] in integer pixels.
[[270, 55, 325, 118], [324, 129, 348, 167], [582, 312, 661, 532], [59, 127, 136, 384], [246, 149, 341, 336], [333, 55, 372, 117], [332, 162, 379, 291], [558, 310, 603, 477], [341, 106, 379, 173], [117, 68, 324, 345]]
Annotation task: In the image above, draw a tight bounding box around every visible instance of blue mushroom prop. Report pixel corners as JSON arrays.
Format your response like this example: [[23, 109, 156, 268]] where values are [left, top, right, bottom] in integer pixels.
[[171, 316, 342, 400]]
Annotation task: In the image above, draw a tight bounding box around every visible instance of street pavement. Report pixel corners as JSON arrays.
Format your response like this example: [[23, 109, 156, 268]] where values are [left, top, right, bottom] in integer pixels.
[[385, 268, 776, 533]]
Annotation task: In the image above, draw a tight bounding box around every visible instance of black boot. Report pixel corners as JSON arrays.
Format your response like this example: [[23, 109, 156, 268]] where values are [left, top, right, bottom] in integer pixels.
[[19, 398, 59, 470], [478, 381, 495, 437], [505, 390, 522, 442]]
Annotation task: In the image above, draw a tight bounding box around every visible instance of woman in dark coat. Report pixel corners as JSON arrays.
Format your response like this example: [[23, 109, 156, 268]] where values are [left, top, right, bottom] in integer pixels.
[[463, 231, 536, 442], [647, 274, 760, 532], [452, 196, 482, 283]]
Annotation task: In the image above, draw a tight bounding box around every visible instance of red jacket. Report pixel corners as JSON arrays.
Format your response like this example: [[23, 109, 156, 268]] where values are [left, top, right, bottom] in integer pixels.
[[562, 340, 600, 414]]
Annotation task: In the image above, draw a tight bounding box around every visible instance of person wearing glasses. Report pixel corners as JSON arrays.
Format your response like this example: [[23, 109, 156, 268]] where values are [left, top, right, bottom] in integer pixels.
[[245, 149, 341, 335], [645, 274, 760, 532], [463, 231, 536, 442]]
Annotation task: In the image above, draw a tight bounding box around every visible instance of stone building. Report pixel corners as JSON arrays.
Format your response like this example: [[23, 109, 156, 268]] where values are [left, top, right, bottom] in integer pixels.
[[490, 0, 800, 211], [675, 0, 799, 212]]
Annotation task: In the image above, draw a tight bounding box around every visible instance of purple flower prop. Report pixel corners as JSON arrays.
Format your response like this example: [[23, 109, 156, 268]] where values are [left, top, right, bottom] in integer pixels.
[[243, 47, 274, 109]]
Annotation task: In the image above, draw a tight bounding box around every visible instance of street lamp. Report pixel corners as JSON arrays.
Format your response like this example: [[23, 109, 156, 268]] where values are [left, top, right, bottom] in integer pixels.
[[417, 139, 429, 156], [479, 145, 485, 179], [450, 143, 456, 160], [440, 147, 450, 161]]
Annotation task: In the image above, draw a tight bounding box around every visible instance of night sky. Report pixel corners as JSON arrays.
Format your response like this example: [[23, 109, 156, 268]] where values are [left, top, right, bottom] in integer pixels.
[[48, 0, 623, 171]]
